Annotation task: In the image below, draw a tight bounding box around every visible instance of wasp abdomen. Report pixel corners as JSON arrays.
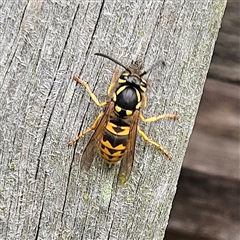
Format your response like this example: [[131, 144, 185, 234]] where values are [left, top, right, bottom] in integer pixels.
[[99, 121, 130, 164]]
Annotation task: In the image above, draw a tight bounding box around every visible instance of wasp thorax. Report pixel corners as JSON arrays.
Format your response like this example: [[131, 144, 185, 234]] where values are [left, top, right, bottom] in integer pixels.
[[114, 85, 142, 117]]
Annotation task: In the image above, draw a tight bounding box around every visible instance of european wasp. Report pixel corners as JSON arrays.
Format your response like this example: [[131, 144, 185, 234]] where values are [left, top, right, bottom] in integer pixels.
[[68, 53, 179, 183]]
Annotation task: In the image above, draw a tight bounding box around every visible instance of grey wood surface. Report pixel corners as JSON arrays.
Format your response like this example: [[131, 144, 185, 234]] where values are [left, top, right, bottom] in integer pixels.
[[0, 1, 226, 239]]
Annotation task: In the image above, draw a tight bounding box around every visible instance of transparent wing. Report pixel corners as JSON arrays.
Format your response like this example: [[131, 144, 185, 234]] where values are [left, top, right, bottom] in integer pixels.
[[118, 110, 140, 183], [80, 102, 114, 170]]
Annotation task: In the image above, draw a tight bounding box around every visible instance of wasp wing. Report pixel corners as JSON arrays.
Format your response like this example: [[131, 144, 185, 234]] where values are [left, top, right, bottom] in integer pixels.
[[118, 110, 140, 183], [80, 102, 114, 170]]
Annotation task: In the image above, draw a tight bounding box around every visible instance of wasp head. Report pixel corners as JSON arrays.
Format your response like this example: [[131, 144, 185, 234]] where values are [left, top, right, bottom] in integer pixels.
[[95, 53, 160, 91]]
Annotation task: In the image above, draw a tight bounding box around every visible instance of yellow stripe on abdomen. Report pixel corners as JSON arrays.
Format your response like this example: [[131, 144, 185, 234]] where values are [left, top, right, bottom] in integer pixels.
[[105, 122, 130, 136], [100, 151, 123, 164]]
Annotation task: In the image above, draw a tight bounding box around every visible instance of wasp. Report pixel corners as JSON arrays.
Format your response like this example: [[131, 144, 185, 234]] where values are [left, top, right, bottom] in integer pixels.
[[68, 53, 179, 183]]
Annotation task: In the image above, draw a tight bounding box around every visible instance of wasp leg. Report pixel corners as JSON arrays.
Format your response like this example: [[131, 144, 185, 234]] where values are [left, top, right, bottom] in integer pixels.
[[68, 112, 104, 146], [139, 113, 179, 123], [73, 76, 107, 107], [137, 126, 172, 160], [107, 70, 119, 98]]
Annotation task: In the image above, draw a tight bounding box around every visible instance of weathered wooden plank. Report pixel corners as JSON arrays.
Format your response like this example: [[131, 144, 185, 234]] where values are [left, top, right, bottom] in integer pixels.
[[0, 0, 226, 239]]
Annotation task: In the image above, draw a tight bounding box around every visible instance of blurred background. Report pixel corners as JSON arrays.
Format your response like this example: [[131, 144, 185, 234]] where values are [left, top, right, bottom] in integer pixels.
[[165, 1, 240, 239]]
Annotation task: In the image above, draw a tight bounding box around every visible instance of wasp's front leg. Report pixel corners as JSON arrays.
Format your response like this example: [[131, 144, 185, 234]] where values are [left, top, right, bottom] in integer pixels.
[[73, 76, 108, 107], [107, 70, 119, 98]]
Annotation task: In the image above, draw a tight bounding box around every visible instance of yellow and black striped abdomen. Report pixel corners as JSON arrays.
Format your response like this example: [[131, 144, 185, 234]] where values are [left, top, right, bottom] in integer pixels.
[[99, 121, 130, 164]]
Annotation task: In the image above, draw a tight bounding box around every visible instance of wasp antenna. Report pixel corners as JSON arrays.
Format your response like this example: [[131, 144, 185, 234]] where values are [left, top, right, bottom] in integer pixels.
[[95, 53, 131, 73], [140, 60, 165, 77]]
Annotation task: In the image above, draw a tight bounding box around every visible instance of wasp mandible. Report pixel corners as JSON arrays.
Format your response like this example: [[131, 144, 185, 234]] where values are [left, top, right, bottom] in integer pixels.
[[68, 53, 179, 183]]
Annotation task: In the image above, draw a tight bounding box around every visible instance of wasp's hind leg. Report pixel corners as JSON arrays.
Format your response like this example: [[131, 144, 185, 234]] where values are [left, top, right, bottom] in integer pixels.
[[138, 113, 179, 158], [137, 126, 173, 160], [73, 76, 108, 107], [68, 112, 104, 146]]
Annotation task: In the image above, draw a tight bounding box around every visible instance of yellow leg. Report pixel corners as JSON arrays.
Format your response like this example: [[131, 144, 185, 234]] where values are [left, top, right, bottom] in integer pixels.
[[73, 76, 107, 107], [139, 113, 179, 123], [107, 70, 119, 98], [68, 112, 104, 146], [137, 126, 172, 160]]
